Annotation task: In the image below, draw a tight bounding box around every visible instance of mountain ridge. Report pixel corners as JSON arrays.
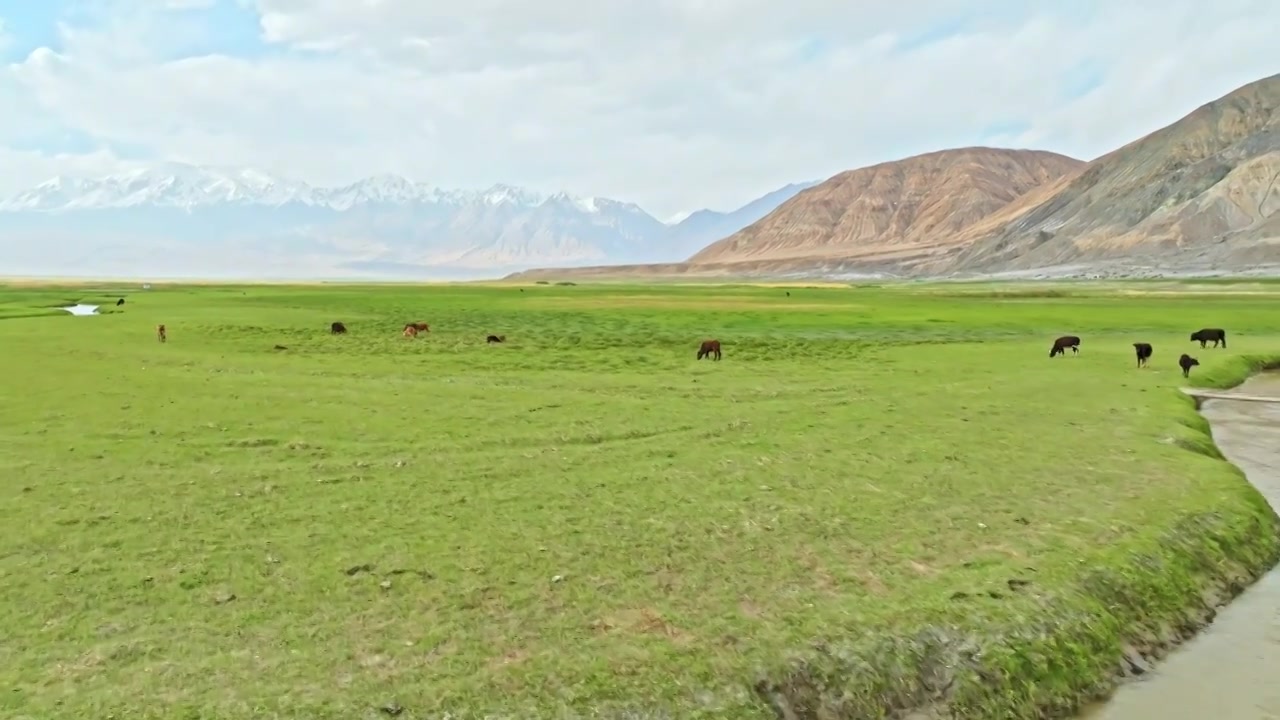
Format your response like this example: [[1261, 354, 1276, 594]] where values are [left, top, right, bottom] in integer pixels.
[[937, 72, 1280, 274], [688, 147, 1082, 265], [0, 165, 818, 277], [511, 73, 1280, 281], [0, 164, 637, 214]]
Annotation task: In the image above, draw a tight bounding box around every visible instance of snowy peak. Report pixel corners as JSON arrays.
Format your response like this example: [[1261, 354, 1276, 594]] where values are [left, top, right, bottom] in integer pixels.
[[480, 183, 546, 207], [1, 164, 317, 211], [0, 163, 815, 276], [0, 166, 612, 214]]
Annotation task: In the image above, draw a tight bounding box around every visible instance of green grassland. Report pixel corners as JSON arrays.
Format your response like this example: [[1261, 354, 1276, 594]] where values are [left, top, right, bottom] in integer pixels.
[[2, 279, 1280, 719]]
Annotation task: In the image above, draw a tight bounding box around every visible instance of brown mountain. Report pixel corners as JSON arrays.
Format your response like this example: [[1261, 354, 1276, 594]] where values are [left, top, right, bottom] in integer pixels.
[[939, 73, 1280, 274], [687, 148, 1082, 267], [508, 72, 1280, 282]]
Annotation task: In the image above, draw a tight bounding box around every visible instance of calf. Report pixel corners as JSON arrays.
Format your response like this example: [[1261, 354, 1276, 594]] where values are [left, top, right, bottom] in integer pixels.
[[331, 322, 347, 334], [405, 322, 429, 333], [1133, 342, 1153, 368], [1190, 328, 1226, 349], [156, 324, 167, 343], [1049, 335, 1081, 358], [697, 339, 722, 361], [486, 334, 506, 344], [1179, 353, 1200, 378]]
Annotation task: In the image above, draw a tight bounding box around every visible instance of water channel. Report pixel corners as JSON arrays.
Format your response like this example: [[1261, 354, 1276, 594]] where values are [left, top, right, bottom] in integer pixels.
[[1082, 372, 1280, 719]]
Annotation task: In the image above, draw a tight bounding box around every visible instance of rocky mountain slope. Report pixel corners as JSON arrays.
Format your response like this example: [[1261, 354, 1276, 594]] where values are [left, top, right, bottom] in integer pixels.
[[512, 73, 1280, 281], [689, 147, 1082, 266], [666, 181, 820, 254], [0, 165, 809, 278], [939, 73, 1280, 275]]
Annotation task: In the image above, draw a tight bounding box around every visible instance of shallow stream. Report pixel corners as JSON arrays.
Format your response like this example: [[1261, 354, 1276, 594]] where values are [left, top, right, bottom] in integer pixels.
[[1081, 373, 1280, 719]]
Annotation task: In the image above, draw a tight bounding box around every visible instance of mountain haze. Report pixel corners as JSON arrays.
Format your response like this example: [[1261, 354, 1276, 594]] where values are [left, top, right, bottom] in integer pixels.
[[666, 181, 820, 256], [8, 74, 1279, 281], [0, 165, 808, 279]]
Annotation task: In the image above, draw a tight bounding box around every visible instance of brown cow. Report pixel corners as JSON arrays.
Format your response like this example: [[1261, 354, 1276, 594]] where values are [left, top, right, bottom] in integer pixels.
[[1179, 353, 1200, 378], [404, 322, 429, 333], [156, 324, 167, 343], [403, 326, 418, 338], [1190, 328, 1226, 349], [697, 339, 722, 361], [1133, 342, 1153, 368], [331, 322, 347, 334], [1049, 335, 1080, 358], [486, 334, 505, 343]]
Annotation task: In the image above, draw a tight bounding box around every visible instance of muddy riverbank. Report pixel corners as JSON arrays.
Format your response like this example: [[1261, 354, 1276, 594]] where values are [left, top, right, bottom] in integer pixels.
[[1083, 372, 1280, 719]]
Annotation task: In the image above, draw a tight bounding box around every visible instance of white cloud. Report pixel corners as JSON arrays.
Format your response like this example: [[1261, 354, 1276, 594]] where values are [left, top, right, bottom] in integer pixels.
[[0, 145, 143, 184], [2, 0, 1278, 217]]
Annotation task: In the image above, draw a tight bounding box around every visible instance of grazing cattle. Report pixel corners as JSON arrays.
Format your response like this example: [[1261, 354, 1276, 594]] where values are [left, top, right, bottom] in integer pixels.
[[1133, 342, 1153, 368], [1190, 328, 1227, 349], [786, 291, 791, 297], [404, 322, 429, 333], [273, 344, 288, 351], [331, 322, 347, 334], [1049, 335, 1081, 358], [403, 326, 418, 338], [116, 298, 125, 306], [697, 339, 722, 361], [486, 334, 506, 344], [1179, 353, 1200, 378], [156, 324, 167, 343]]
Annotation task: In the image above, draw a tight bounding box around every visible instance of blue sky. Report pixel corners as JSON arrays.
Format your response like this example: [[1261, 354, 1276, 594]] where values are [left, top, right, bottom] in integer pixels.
[[0, 0, 269, 61], [0, 0, 1277, 217], [0, 1, 61, 60]]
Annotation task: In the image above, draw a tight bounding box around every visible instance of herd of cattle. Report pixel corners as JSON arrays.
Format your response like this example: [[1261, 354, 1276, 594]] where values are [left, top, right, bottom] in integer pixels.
[[1049, 327, 1227, 377], [324, 320, 719, 358], [152, 312, 1227, 373], [325, 321, 510, 345]]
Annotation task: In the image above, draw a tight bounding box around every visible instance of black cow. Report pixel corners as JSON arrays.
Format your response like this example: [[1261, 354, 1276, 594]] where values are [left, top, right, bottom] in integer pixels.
[[116, 298, 125, 306], [1049, 335, 1081, 358], [1133, 342, 1153, 368], [331, 322, 347, 334], [1190, 328, 1226, 349], [486, 334, 506, 344], [1179, 353, 1200, 378]]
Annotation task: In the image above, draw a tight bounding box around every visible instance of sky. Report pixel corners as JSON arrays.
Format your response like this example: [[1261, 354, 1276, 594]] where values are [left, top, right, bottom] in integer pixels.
[[0, 0, 1277, 220]]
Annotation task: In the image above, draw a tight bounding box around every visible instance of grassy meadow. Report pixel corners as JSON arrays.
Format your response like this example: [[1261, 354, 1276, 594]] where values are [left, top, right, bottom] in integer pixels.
[[2, 279, 1280, 719]]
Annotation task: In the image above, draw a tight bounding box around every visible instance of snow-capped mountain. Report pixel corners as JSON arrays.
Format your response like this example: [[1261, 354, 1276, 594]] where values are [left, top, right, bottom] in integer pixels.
[[0, 163, 816, 279], [0, 164, 618, 213]]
